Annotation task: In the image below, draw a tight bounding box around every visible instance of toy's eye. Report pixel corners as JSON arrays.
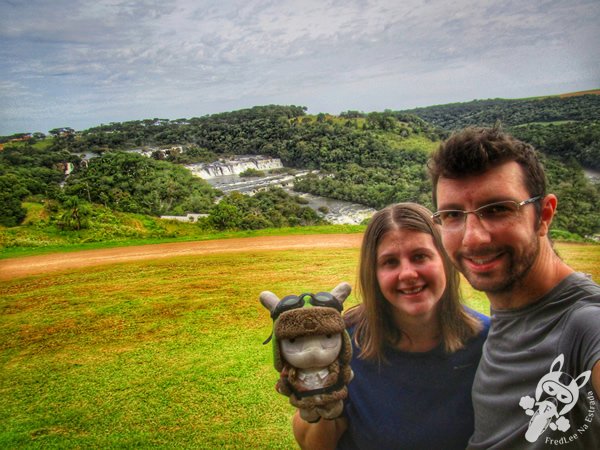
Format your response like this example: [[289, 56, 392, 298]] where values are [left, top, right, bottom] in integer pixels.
[[321, 334, 341, 349], [281, 338, 303, 354]]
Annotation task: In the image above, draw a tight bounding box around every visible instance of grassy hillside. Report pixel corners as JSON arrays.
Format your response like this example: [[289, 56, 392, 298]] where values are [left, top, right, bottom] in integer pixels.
[[0, 202, 364, 259], [1, 241, 597, 448], [558, 89, 600, 98]]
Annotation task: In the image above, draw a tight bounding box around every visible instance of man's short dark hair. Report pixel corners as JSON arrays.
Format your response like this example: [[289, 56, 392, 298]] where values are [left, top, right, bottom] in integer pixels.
[[428, 126, 547, 209]]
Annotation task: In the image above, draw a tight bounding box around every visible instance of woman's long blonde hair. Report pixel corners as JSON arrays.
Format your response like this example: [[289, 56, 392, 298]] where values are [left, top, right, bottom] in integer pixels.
[[345, 202, 482, 362]]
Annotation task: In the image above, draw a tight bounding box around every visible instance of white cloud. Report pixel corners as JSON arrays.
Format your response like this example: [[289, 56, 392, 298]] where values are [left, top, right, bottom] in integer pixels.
[[0, 0, 599, 134]]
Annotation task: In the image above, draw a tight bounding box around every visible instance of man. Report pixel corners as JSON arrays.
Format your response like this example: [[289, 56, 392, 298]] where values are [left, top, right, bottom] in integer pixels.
[[429, 126, 600, 449]]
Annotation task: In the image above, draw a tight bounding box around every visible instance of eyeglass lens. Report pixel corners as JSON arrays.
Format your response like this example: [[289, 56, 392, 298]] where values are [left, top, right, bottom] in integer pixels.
[[311, 292, 341, 310], [436, 200, 531, 229], [271, 292, 342, 319], [271, 295, 304, 319]]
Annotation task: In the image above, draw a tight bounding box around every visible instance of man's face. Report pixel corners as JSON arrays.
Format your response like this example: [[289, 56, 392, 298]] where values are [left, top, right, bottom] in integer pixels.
[[435, 161, 540, 295]]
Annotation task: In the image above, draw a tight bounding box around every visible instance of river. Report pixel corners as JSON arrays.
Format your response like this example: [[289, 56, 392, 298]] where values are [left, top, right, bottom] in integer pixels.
[[186, 157, 376, 225]]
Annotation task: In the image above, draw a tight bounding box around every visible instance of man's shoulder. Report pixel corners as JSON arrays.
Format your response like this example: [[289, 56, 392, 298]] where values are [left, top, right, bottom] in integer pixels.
[[558, 273, 600, 327], [565, 298, 600, 327], [564, 272, 600, 294], [559, 276, 600, 370], [551, 272, 600, 307]]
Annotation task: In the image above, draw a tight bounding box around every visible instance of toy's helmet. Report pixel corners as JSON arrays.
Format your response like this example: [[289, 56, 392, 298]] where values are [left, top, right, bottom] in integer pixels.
[[260, 282, 352, 372]]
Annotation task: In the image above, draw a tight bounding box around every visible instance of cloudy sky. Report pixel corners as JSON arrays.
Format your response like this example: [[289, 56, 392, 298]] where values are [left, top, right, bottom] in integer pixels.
[[1, 0, 599, 135]]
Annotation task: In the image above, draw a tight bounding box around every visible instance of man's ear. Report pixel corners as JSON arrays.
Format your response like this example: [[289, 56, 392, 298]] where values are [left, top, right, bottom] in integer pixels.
[[538, 194, 557, 237]]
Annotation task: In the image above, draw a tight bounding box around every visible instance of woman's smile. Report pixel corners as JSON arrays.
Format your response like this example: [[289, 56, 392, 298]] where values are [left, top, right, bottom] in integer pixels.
[[376, 228, 446, 322]]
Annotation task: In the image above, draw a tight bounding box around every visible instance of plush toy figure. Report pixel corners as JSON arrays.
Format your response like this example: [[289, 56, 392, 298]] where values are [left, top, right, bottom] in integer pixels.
[[260, 282, 354, 423]]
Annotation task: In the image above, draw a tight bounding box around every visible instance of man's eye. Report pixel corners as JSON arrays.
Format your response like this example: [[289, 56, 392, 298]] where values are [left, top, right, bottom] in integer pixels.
[[442, 211, 463, 220], [481, 204, 513, 216]]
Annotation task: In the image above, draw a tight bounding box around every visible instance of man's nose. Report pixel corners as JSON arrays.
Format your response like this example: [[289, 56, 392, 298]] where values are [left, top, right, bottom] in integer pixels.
[[461, 212, 492, 247]]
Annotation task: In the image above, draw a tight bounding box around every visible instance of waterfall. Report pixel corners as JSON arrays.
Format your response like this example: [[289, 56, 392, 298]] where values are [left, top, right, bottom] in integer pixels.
[[187, 156, 284, 179], [185, 155, 376, 224]]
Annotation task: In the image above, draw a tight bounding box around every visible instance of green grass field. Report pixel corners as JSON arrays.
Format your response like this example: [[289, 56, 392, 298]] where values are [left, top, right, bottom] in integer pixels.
[[1, 240, 598, 448]]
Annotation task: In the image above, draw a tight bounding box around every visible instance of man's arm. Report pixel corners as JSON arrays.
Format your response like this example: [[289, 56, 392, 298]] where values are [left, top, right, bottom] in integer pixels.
[[292, 410, 348, 450]]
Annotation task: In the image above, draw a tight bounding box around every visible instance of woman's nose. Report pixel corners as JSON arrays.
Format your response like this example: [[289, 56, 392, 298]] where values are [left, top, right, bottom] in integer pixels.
[[397, 263, 418, 280]]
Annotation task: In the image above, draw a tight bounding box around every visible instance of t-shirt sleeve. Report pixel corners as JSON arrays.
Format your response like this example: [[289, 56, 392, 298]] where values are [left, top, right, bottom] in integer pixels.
[[564, 303, 600, 373]]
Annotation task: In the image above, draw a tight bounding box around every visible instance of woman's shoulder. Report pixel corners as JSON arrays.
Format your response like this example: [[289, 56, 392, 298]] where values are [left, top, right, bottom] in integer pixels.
[[464, 306, 491, 338], [464, 306, 490, 325]]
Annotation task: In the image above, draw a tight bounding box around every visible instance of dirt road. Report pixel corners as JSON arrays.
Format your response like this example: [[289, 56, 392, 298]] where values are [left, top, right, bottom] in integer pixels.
[[0, 234, 363, 281]]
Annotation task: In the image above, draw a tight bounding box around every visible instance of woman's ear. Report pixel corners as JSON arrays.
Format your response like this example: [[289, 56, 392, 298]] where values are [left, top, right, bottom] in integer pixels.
[[538, 194, 557, 237]]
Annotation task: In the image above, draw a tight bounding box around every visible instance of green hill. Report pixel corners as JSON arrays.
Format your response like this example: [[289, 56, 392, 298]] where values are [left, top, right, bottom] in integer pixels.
[[1, 99, 599, 247]]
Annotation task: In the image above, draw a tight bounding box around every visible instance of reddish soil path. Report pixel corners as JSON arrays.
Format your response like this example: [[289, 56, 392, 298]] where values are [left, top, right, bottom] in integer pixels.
[[0, 234, 363, 281]]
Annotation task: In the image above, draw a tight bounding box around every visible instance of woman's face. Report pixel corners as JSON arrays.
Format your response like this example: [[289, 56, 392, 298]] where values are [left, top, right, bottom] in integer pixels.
[[375, 228, 446, 323]]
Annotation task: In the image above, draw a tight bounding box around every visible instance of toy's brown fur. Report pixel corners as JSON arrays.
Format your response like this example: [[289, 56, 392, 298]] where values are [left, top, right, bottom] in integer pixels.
[[274, 309, 353, 418], [271, 299, 353, 422]]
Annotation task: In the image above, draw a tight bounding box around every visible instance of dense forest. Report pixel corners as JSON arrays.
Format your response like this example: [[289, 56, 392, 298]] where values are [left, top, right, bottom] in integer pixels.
[[400, 93, 600, 128], [399, 93, 600, 170], [1, 93, 599, 240]]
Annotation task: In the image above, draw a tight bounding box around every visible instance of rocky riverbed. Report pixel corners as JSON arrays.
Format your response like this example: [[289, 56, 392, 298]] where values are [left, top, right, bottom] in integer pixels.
[[187, 156, 376, 225]]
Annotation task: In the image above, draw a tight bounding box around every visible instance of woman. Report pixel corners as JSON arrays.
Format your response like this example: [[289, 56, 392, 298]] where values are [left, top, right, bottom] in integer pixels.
[[293, 203, 490, 449]]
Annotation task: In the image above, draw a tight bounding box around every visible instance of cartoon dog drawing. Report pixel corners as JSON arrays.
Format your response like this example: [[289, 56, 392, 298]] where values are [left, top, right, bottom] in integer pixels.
[[520, 354, 591, 442]]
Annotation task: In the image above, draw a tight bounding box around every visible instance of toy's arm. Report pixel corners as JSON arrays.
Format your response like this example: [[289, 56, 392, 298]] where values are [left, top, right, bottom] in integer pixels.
[[292, 409, 348, 450], [276, 365, 293, 396]]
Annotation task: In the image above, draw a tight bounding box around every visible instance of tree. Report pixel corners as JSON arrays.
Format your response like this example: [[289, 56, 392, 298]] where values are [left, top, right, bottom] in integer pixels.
[[57, 196, 92, 231], [0, 174, 28, 227], [208, 202, 243, 230]]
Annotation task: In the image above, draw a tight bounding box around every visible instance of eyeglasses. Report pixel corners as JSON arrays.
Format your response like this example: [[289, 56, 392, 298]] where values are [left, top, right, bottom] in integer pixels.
[[270, 292, 343, 321], [432, 196, 541, 231]]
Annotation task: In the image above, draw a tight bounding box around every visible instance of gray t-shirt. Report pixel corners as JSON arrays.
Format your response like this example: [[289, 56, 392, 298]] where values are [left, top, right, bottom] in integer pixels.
[[468, 272, 600, 449]]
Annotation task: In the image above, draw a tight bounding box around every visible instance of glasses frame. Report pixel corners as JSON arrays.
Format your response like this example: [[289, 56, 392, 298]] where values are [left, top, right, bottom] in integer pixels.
[[431, 195, 542, 230], [270, 292, 343, 320]]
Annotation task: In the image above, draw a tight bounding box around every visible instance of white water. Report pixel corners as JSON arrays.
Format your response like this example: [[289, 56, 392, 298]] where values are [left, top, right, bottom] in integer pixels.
[[187, 156, 376, 225], [584, 168, 600, 181], [187, 156, 284, 178]]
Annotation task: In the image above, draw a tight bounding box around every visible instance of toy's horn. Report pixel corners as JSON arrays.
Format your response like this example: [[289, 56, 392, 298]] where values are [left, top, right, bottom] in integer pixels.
[[259, 291, 280, 314], [330, 282, 352, 305], [260, 291, 281, 345]]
